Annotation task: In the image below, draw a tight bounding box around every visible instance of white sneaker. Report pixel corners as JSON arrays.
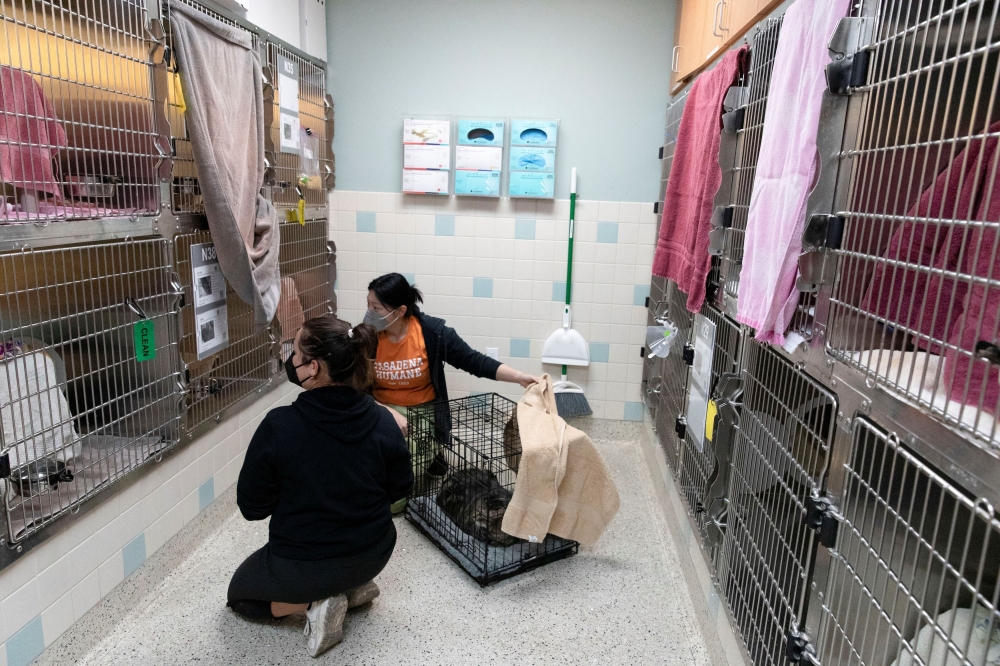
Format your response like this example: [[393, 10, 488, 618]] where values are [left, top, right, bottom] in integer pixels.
[[346, 581, 380, 608], [303, 595, 348, 657]]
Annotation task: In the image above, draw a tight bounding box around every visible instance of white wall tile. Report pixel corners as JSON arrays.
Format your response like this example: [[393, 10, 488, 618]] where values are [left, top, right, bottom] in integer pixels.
[[70, 570, 101, 622], [598, 201, 621, 221], [41, 591, 74, 645], [336, 190, 357, 211], [2, 580, 41, 641], [97, 553, 123, 597]]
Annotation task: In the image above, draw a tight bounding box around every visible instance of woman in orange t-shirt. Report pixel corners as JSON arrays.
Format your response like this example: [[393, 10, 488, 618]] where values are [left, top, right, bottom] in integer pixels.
[[364, 273, 539, 513]]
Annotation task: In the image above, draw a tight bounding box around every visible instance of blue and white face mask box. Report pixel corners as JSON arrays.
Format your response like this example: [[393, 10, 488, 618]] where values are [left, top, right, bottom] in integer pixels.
[[510, 146, 556, 172], [510, 119, 559, 147], [455, 170, 501, 196], [509, 171, 554, 198], [458, 119, 505, 146]]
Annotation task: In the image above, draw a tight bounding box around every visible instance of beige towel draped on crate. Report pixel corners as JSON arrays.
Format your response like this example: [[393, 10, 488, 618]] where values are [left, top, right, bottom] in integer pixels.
[[501, 374, 620, 547]]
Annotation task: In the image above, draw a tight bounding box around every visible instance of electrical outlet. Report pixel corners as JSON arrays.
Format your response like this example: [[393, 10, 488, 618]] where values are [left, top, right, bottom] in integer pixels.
[[486, 347, 499, 360]]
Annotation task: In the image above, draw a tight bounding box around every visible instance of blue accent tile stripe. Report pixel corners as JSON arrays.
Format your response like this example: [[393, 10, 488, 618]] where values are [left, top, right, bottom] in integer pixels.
[[123, 532, 147, 578], [356, 211, 376, 233], [473, 277, 493, 298], [435, 214, 455, 236], [514, 219, 536, 240], [633, 284, 651, 306], [510, 338, 531, 358], [597, 221, 619, 243], [7, 616, 44, 666], [590, 342, 610, 363], [624, 401, 645, 422], [552, 281, 567, 301], [198, 477, 215, 512]]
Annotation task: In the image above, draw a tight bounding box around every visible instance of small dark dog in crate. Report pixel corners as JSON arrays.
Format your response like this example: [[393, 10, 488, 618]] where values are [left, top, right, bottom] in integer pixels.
[[436, 467, 519, 547]]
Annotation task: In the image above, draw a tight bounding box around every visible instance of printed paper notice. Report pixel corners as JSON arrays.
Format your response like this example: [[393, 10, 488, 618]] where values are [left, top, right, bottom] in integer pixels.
[[280, 112, 301, 154], [278, 56, 300, 154], [190, 243, 230, 360], [404, 144, 450, 170], [403, 118, 450, 145], [455, 145, 502, 171], [403, 169, 449, 194], [685, 314, 716, 453]]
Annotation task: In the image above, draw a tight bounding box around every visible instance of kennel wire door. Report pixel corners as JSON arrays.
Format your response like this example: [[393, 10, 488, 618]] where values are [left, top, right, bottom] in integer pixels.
[[263, 41, 332, 210], [404, 394, 578, 586], [660, 89, 689, 208], [715, 338, 838, 666], [163, 0, 260, 215], [816, 416, 1000, 666], [642, 274, 669, 423], [677, 303, 742, 543], [825, 0, 1000, 447], [0, 237, 181, 544], [275, 217, 334, 359], [718, 17, 782, 311], [173, 229, 276, 435], [654, 279, 696, 475], [0, 0, 161, 222]]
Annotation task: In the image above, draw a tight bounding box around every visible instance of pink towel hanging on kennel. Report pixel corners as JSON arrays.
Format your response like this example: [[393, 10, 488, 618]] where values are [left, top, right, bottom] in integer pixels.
[[652, 46, 749, 313], [0, 66, 67, 198], [735, 0, 850, 344]]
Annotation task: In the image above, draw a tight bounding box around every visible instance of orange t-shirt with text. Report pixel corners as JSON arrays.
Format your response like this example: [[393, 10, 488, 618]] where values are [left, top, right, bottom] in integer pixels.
[[373, 318, 436, 407]]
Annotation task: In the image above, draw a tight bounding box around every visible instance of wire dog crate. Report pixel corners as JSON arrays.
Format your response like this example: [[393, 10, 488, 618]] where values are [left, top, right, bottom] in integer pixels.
[[677, 303, 742, 543], [825, 0, 1000, 447], [163, 0, 260, 215], [715, 338, 838, 666], [816, 417, 1000, 666], [262, 41, 333, 210], [718, 18, 782, 312], [173, 229, 275, 435], [0, 238, 181, 544], [0, 0, 160, 223], [404, 394, 578, 586]]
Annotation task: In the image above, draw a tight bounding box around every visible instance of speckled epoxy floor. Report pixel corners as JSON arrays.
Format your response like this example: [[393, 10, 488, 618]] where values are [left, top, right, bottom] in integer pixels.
[[34, 420, 713, 665]]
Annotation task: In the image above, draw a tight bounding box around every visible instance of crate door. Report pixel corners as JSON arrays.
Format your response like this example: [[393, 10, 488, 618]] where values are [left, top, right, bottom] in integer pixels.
[[716, 339, 838, 666], [816, 417, 1000, 666]]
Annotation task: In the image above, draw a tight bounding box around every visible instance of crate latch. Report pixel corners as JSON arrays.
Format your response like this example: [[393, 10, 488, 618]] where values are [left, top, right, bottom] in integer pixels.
[[826, 49, 870, 95], [806, 494, 840, 549], [682, 343, 695, 366], [786, 628, 820, 665], [974, 341, 1000, 366], [709, 206, 734, 256], [722, 106, 746, 134], [798, 214, 845, 292], [0, 453, 9, 479], [825, 16, 875, 96], [674, 416, 687, 440]]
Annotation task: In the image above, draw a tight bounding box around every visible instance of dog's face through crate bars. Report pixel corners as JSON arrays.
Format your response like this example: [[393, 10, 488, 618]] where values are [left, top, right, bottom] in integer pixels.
[[816, 416, 1000, 666], [0, 238, 181, 544], [173, 229, 276, 434], [404, 394, 578, 586], [263, 42, 330, 210], [163, 0, 259, 215], [826, 0, 1000, 447], [676, 303, 741, 550], [276, 218, 333, 359], [715, 338, 838, 666], [0, 0, 161, 222]]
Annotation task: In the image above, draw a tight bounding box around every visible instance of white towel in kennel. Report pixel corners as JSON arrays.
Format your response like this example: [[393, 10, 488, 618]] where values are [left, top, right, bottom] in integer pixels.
[[0, 349, 80, 467]]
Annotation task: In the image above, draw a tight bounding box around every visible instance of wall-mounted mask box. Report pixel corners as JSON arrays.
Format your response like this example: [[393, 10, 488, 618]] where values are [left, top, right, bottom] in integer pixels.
[[510, 119, 559, 147], [509, 171, 555, 198], [510, 146, 556, 172], [455, 170, 501, 196], [458, 119, 505, 146]]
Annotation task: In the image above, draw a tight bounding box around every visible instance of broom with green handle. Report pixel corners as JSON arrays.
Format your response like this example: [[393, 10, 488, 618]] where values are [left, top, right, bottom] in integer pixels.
[[541, 167, 592, 417]]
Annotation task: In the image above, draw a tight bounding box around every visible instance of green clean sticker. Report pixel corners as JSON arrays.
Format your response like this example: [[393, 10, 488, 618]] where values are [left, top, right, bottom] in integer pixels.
[[134, 320, 156, 362]]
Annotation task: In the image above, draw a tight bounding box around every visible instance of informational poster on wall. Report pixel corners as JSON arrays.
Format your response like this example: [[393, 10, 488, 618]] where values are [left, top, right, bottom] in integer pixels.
[[190, 242, 230, 360], [508, 118, 558, 198], [685, 314, 716, 453], [403, 117, 450, 195], [454, 118, 503, 197], [278, 56, 301, 155]]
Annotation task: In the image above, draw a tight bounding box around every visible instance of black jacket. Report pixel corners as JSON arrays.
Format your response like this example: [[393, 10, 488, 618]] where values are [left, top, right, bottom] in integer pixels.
[[416, 312, 503, 404], [236, 386, 413, 561]]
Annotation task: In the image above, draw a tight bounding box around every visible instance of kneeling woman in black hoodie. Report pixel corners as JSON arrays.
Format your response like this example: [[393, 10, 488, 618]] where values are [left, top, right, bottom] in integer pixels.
[[227, 315, 413, 657]]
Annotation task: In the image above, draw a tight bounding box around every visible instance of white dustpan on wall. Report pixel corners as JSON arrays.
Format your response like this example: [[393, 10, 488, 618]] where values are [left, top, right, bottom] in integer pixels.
[[542, 305, 590, 366]]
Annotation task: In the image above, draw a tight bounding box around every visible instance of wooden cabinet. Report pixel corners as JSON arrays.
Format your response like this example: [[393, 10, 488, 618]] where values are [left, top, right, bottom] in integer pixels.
[[672, 0, 783, 93]]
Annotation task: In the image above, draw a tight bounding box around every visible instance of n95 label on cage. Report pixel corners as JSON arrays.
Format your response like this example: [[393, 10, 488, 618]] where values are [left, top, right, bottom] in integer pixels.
[[134, 320, 156, 362], [190, 242, 230, 360]]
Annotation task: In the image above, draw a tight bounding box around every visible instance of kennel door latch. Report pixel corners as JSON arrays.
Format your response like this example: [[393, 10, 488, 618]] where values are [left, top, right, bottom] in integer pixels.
[[805, 494, 840, 549], [798, 215, 844, 291], [682, 344, 695, 366], [674, 416, 687, 440], [786, 628, 820, 665], [0, 453, 9, 479]]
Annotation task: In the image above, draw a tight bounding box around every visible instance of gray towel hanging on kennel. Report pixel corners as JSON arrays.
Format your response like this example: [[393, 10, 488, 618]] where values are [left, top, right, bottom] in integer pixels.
[[168, 0, 280, 333]]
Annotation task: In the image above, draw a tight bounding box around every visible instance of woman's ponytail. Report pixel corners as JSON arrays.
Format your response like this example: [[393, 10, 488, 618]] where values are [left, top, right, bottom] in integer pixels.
[[348, 322, 378, 392], [297, 315, 377, 392]]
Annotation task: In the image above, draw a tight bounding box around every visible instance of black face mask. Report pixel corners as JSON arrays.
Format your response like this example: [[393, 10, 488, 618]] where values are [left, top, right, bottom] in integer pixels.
[[285, 354, 309, 386]]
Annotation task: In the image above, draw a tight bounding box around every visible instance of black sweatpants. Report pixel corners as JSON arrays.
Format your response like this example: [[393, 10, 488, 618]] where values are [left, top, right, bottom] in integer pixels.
[[227, 524, 396, 620]]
